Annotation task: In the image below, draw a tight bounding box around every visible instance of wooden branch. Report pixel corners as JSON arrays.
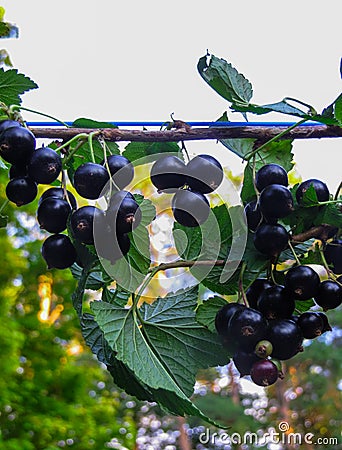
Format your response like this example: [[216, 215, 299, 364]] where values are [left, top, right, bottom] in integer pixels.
[[29, 124, 342, 143]]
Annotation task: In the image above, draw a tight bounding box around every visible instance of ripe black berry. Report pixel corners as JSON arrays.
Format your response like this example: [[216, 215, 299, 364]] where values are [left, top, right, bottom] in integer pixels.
[[296, 179, 330, 204], [228, 308, 268, 352], [28, 147, 62, 184], [250, 359, 279, 386], [9, 164, 28, 179], [259, 184, 294, 219], [324, 239, 342, 274], [0, 119, 21, 134], [317, 312, 332, 333], [284, 265, 320, 300], [107, 191, 142, 234], [71, 206, 104, 245], [102, 154, 134, 189], [150, 155, 187, 192], [37, 197, 71, 233], [244, 200, 262, 232], [314, 280, 342, 310], [41, 234, 77, 269], [233, 350, 260, 376], [255, 163, 288, 192], [0, 126, 35, 165], [39, 187, 77, 210], [73, 162, 109, 199], [253, 223, 289, 257], [6, 176, 37, 206], [172, 189, 210, 227], [257, 285, 295, 320], [246, 278, 273, 309], [186, 154, 223, 194], [297, 312, 324, 339], [215, 303, 245, 337], [95, 222, 130, 264], [267, 319, 303, 360]]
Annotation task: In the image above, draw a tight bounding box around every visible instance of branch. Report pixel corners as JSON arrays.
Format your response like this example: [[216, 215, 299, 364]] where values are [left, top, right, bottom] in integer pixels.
[[29, 125, 342, 143], [291, 224, 336, 243]]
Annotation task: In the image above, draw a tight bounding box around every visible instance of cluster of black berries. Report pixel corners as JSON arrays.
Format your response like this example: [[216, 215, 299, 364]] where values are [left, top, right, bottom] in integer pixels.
[[0, 119, 140, 269], [150, 154, 223, 227], [245, 163, 332, 258], [215, 271, 335, 386], [70, 155, 139, 265]]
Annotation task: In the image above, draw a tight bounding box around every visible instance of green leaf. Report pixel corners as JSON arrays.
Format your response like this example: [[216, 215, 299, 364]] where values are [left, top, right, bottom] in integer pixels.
[[70, 264, 105, 290], [220, 137, 256, 159], [0, 22, 18, 39], [299, 184, 319, 206], [0, 68, 37, 105], [91, 287, 229, 425], [196, 296, 227, 332], [198, 54, 253, 105], [313, 202, 342, 229], [294, 298, 315, 314], [279, 239, 316, 263], [81, 312, 156, 402], [72, 118, 117, 129], [334, 94, 342, 125], [122, 141, 181, 164]]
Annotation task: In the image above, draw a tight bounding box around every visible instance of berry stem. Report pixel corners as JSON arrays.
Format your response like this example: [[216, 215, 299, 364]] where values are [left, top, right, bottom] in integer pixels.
[[181, 141, 190, 164], [334, 181, 342, 200], [88, 132, 97, 164], [9, 105, 70, 128], [245, 118, 308, 161], [238, 262, 248, 306], [288, 240, 301, 265], [60, 134, 90, 165], [0, 198, 9, 215]]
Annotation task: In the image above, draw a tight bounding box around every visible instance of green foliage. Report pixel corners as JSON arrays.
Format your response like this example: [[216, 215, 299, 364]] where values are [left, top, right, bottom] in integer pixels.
[[122, 141, 181, 164], [0, 68, 37, 105]]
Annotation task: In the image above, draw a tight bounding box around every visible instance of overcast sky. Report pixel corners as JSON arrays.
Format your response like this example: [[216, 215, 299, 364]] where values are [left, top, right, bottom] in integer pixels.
[[2, 0, 342, 189]]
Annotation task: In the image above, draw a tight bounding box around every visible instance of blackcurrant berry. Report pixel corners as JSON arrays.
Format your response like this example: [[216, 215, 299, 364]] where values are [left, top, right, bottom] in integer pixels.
[[107, 191, 142, 234], [0, 119, 21, 134], [267, 319, 303, 360], [28, 147, 62, 184], [95, 222, 130, 264], [257, 285, 295, 320], [39, 187, 77, 210], [71, 206, 104, 245], [186, 154, 223, 194], [324, 239, 342, 274], [215, 303, 245, 337], [0, 126, 35, 165], [317, 312, 332, 333], [284, 265, 320, 300], [150, 155, 187, 192], [228, 308, 268, 352], [255, 340, 273, 358], [37, 197, 71, 233], [172, 189, 210, 227], [73, 162, 109, 199], [246, 278, 273, 309], [244, 200, 262, 232], [314, 280, 342, 310], [41, 234, 77, 269], [259, 184, 294, 219], [250, 359, 279, 386], [296, 179, 330, 204], [233, 350, 260, 377], [9, 164, 28, 179], [6, 176, 37, 206], [297, 312, 324, 339], [255, 163, 288, 192], [102, 154, 134, 189], [253, 223, 289, 257]]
